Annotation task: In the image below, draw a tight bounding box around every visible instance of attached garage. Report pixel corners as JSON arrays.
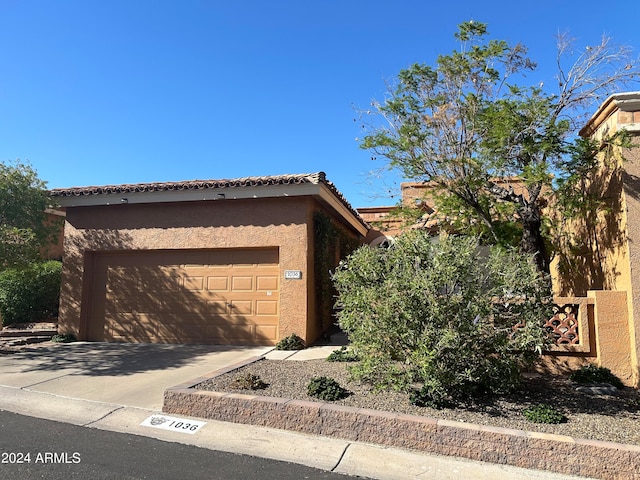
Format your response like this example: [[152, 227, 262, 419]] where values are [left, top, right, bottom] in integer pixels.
[[51, 173, 367, 346], [86, 248, 280, 344]]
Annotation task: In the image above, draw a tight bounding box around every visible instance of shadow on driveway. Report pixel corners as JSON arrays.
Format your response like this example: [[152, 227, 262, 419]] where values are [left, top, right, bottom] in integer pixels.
[[4, 342, 267, 377]]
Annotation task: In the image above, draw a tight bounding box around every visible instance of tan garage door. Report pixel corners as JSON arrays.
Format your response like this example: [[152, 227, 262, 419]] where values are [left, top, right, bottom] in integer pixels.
[[84, 248, 280, 345]]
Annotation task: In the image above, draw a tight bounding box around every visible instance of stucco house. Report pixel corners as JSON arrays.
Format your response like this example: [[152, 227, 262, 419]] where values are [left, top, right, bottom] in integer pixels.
[[49, 92, 640, 385], [51, 172, 368, 346]]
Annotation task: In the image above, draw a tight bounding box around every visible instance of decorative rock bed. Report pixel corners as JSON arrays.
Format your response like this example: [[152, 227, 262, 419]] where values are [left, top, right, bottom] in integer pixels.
[[164, 356, 640, 480]]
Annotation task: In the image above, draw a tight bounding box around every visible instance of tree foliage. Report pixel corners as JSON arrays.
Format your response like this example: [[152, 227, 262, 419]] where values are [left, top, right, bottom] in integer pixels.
[[332, 231, 553, 407], [0, 260, 62, 326], [361, 22, 639, 272], [0, 161, 54, 269]]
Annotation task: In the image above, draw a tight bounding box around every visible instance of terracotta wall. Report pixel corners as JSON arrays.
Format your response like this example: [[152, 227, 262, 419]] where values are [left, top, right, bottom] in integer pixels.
[[59, 197, 319, 344]]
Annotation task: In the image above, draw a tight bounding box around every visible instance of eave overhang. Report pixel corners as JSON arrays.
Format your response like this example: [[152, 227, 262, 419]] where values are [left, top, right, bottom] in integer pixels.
[[50, 172, 369, 236], [580, 91, 640, 138]]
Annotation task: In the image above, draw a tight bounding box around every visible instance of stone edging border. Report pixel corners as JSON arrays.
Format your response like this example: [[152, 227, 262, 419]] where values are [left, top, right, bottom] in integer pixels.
[[163, 356, 640, 480]]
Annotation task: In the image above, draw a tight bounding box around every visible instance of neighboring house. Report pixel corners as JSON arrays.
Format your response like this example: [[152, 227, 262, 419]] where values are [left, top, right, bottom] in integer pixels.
[[363, 177, 535, 239], [50, 173, 367, 346]]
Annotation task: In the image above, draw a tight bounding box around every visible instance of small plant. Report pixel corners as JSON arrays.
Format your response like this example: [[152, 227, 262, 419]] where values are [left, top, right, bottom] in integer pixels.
[[409, 384, 452, 410], [51, 333, 76, 343], [230, 373, 267, 390], [522, 404, 567, 424], [307, 376, 350, 401], [326, 346, 359, 362], [275, 334, 306, 351], [569, 364, 624, 389]]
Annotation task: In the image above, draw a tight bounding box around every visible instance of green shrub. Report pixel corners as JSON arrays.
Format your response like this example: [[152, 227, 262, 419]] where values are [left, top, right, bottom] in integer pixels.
[[307, 376, 350, 401], [409, 384, 453, 409], [332, 231, 553, 406], [230, 373, 267, 390], [51, 333, 76, 343], [569, 365, 624, 389], [275, 333, 306, 351], [522, 404, 567, 424], [0, 260, 62, 326], [326, 346, 359, 362]]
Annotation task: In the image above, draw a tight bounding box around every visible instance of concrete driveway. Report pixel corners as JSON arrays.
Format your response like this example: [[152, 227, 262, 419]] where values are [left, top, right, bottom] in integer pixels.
[[0, 342, 272, 410]]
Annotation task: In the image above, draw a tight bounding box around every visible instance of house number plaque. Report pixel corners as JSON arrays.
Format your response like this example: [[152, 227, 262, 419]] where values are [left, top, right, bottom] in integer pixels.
[[284, 270, 302, 280]]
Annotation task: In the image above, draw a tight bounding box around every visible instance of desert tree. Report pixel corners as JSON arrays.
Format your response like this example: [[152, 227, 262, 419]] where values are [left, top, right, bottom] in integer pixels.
[[361, 21, 639, 273]]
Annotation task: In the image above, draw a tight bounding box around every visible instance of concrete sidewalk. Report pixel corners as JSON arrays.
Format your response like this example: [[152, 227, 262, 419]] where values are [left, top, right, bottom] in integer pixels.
[[0, 342, 591, 480]]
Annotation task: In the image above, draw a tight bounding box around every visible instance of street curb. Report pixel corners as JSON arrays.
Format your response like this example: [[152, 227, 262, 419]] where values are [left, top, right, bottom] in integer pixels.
[[163, 357, 640, 480]]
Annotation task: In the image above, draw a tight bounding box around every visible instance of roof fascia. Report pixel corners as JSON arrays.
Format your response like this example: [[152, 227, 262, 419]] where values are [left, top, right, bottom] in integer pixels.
[[54, 183, 320, 207], [580, 91, 640, 137], [318, 184, 369, 236], [55, 182, 369, 236]]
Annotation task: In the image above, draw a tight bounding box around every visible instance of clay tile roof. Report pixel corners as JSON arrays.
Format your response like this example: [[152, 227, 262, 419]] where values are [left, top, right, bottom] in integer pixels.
[[49, 172, 327, 196], [50, 172, 369, 230]]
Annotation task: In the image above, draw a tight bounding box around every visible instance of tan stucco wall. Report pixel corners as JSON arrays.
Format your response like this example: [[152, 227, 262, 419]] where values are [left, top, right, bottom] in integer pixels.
[[59, 196, 339, 345], [621, 142, 640, 385], [550, 139, 630, 297], [551, 95, 640, 386]]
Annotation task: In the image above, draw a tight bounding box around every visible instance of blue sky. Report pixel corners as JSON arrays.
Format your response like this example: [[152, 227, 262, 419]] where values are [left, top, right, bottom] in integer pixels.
[[1, 1, 639, 207]]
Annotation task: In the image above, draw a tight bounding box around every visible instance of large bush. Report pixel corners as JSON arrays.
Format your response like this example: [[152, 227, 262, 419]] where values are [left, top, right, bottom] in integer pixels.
[[0, 260, 62, 326], [332, 231, 553, 407], [0, 160, 55, 269]]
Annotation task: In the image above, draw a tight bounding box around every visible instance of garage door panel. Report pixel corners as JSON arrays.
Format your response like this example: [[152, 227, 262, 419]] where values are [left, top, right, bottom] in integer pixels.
[[183, 300, 209, 314], [207, 324, 255, 340], [157, 273, 182, 291], [256, 300, 278, 315], [207, 276, 229, 291], [231, 276, 253, 291], [212, 314, 271, 326], [87, 248, 280, 345], [253, 317, 279, 326], [255, 325, 278, 342], [183, 275, 205, 291], [229, 300, 252, 315], [166, 323, 209, 337], [256, 276, 278, 291], [182, 266, 210, 277], [206, 300, 228, 314], [156, 299, 191, 314]]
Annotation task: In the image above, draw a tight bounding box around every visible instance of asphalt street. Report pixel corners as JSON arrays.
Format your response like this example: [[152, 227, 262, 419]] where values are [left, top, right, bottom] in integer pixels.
[[0, 410, 363, 480]]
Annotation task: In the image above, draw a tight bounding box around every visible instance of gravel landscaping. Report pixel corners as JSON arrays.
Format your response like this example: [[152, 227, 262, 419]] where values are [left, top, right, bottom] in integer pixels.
[[195, 355, 640, 446]]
